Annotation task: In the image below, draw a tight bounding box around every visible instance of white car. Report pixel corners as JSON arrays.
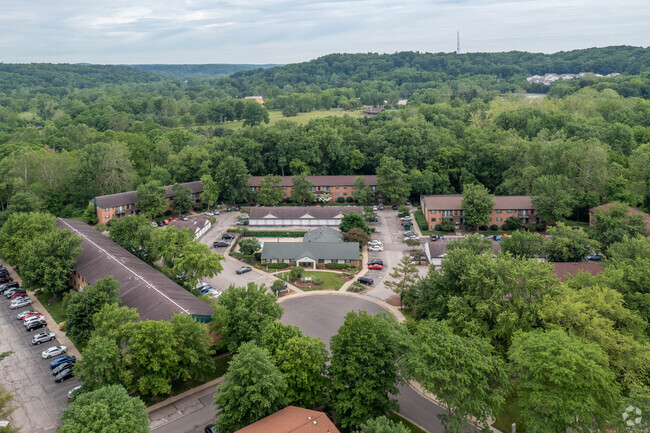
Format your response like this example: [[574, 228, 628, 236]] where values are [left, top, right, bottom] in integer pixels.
[[16, 309, 39, 320], [373, 205, 378, 211], [10, 298, 32, 309], [205, 211, 213, 216], [206, 289, 222, 298], [368, 240, 382, 246], [368, 245, 384, 252], [32, 332, 56, 345], [24, 316, 46, 326], [240, 214, 249, 219], [212, 210, 220, 215], [400, 216, 412, 221], [68, 385, 83, 400], [42, 345, 67, 359]]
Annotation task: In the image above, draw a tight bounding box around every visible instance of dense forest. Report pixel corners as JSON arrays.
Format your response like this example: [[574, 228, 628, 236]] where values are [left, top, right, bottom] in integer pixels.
[[128, 63, 280, 80], [0, 46, 649, 222]]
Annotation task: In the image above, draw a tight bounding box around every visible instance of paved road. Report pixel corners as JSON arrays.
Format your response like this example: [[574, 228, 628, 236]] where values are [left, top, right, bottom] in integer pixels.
[[281, 293, 449, 433], [0, 282, 80, 432], [150, 386, 217, 433]]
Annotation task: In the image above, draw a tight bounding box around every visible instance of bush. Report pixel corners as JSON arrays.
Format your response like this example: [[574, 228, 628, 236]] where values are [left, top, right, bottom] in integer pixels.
[[254, 252, 262, 261], [440, 219, 455, 232], [337, 197, 345, 203], [311, 277, 323, 286], [265, 263, 289, 270], [164, 210, 173, 217], [397, 205, 409, 213], [192, 203, 203, 211], [240, 230, 306, 237], [284, 197, 293, 203], [490, 224, 499, 231], [414, 209, 428, 231], [325, 263, 349, 270], [479, 225, 488, 231], [243, 220, 249, 226], [282, 105, 298, 117], [503, 216, 521, 231], [345, 196, 355, 203], [434, 224, 442, 231], [349, 282, 366, 292]]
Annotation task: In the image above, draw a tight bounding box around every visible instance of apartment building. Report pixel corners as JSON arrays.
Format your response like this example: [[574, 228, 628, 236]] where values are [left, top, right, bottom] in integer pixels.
[[248, 175, 377, 201], [421, 195, 538, 230]]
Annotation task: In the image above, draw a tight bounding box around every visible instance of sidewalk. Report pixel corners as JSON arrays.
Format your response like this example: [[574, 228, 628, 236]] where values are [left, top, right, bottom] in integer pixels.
[[0, 259, 82, 360]]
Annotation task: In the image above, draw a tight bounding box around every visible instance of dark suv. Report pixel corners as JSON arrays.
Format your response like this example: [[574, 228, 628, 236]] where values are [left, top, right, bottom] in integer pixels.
[[213, 240, 230, 248], [0, 282, 19, 294], [358, 276, 374, 286], [368, 259, 383, 266], [222, 233, 236, 240]]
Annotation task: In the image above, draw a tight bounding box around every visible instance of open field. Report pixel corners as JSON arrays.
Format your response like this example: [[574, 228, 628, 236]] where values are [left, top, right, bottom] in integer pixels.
[[277, 270, 347, 291], [202, 109, 364, 129]]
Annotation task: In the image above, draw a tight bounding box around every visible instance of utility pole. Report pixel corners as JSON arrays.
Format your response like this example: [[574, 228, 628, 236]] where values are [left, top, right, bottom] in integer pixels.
[[456, 31, 460, 54]]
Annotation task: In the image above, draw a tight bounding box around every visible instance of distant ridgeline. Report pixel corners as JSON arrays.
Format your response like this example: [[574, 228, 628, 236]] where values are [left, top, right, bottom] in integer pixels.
[[128, 64, 282, 80]]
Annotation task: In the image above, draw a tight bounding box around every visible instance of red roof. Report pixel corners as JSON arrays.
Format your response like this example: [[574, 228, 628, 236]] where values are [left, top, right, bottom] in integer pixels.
[[235, 406, 339, 433], [589, 202, 650, 235], [248, 175, 376, 188], [551, 262, 604, 282], [422, 195, 534, 210]]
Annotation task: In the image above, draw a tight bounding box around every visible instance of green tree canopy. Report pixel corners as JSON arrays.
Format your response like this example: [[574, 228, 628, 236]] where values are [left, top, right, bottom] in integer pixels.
[[200, 174, 220, 208], [590, 202, 648, 249], [353, 176, 373, 205], [376, 156, 410, 203], [508, 330, 620, 433], [64, 276, 120, 344], [238, 238, 261, 255], [357, 416, 409, 433], [20, 228, 82, 295], [256, 174, 284, 206], [109, 214, 163, 265], [531, 175, 576, 224], [339, 212, 371, 234], [291, 173, 314, 205], [546, 222, 599, 262], [241, 101, 270, 127], [81, 203, 98, 225], [171, 183, 193, 214], [500, 231, 546, 258], [215, 156, 250, 203], [0, 211, 55, 265], [384, 255, 418, 295], [57, 385, 148, 433], [135, 180, 167, 218], [461, 183, 493, 229], [215, 342, 287, 433], [212, 283, 284, 353], [343, 226, 371, 246]]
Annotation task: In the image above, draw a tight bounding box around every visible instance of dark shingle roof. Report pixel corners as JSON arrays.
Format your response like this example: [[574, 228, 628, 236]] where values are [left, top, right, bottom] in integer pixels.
[[551, 262, 604, 282], [261, 242, 359, 261], [303, 227, 344, 243], [248, 175, 377, 187], [250, 206, 363, 220], [422, 195, 534, 210], [56, 218, 214, 321], [93, 181, 203, 209]]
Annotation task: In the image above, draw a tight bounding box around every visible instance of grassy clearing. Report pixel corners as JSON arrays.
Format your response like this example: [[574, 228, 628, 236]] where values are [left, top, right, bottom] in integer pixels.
[[389, 412, 428, 433], [421, 230, 450, 236], [35, 291, 66, 324], [19, 111, 37, 120], [201, 109, 364, 130], [277, 270, 346, 291], [564, 220, 589, 228]]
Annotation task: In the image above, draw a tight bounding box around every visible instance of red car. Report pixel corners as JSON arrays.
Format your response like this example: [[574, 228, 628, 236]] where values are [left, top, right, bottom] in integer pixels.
[[163, 220, 170, 225], [22, 312, 43, 321], [169, 217, 177, 221], [368, 263, 383, 270], [11, 292, 28, 300]]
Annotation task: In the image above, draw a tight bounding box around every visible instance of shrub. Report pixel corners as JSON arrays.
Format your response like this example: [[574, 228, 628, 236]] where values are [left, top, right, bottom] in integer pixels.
[[265, 263, 289, 270], [479, 225, 488, 231], [240, 230, 306, 237], [440, 219, 455, 232], [397, 211, 410, 218], [192, 203, 203, 211], [243, 220, 249, 226], [254, 252, 262, 261], [311, 277, 323, 286], [398, 205, 409, 213], [414, 209, 428, 231], [434, 224, 443, 231], [164, 210, 173, 217], [503, 216, 521, 231], [349, 282, 366, 292], [346, 196, 355, 203], [490, 224, 499, 231], [284, 197, 293, 203], [337, 197, 345, 203], [289, 266, 303, 281], [325, 263, 349, 270]]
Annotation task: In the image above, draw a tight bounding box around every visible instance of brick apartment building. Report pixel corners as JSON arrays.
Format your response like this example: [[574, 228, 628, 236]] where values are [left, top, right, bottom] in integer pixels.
[[91, 181, 203, 222], [91, 176, 377, 222], [248, 175, 377, 201], [421, 195, 538, 230]]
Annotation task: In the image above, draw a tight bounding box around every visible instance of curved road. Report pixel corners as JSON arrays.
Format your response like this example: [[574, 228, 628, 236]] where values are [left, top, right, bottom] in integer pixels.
[[281, 293, 451, 433]]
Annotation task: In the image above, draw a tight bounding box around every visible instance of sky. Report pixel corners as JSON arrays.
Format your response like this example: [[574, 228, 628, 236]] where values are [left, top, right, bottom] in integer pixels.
[[1, 0, 648, 65]]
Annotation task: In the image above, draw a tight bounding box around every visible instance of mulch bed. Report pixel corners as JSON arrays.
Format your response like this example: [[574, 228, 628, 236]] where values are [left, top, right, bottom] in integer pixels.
[[386, 295, 402, 307]]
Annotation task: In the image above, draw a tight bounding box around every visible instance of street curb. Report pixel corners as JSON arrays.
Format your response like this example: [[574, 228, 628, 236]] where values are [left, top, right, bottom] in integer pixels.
[[146, 376, 224, 414]]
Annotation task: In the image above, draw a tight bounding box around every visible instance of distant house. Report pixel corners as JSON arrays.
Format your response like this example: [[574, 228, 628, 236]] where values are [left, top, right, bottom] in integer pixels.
[[249, 175, 377, 202], [261, 226, 360, 269], [235, 406, 339, 433], [420, 195, 538, 231], [244, 96, 265, 106], [249, 206, 364, 227], [551, 262, 604, 282], [56, 218, 213, 322], [362, 107, 385, 115], [397, 99, 408, 106], [589, 202, 650, 236], [169, 216, 211, 239]]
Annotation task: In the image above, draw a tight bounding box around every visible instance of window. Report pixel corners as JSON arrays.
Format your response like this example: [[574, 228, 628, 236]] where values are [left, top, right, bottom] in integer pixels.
[[116, 205, 124, 212], [343, 186, 348, 189], [105, 208, 109, 212], [310, 187, 316, 191], [343, 193, 347, 196], [507, 209, 512, 214], [518, 210, 528, 217], [429, 210, 436, 214], [496, 217, 502, 222], [443, 210, 453, 217], [105, 215, 110, 219], [323, 186, 331, 191], [335, 192, 339, 196], [496, 209, 502, 214], [431, 218, 436, 222]]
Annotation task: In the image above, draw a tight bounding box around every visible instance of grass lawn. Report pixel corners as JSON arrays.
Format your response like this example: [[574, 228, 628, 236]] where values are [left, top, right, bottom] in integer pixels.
[[389, 412, 427, 433], [199, 109, 363, 130], [35, 291, 66, 324], [421, 230, 450, 236], [564, 219, 590, 228], [493, 394, 526, 432], [277, 270, 346, 291]]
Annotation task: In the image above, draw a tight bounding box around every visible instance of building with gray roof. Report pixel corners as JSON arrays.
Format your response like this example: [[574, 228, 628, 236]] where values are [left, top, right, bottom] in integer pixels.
[[249, 206, 363, 226]]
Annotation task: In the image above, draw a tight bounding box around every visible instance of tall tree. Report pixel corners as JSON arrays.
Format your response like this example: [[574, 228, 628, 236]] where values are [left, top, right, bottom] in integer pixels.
[[339, 212, 371, 234], [241, 101, 270, 127], [546, 222, 598, 262], [329, 311, 403, 431], [404, 320, 507, 433], [508, 330, 620, 433], [73, 336, 128, 391], [169, 314, 215, 384], [109, 215, 163, 265], [172, 183, 193, 214], [255, 174, 284, 206], [0, 386, 17, 433], [215, 342, 287, 433], [135, 180, 167, 218], [532, 175, 576, 224], [343, 227, 371, 246], [58, 385, 148, 433], [212, 283, 284, 353], [385, 255, 418, 295], [64, 276, 120, 344], [20, 228, 82, 296], [376, 156, 410, 204], [200, 174, 220, 208], [358, 416, 410, 433], [500, 231, 546, 258], [353, 176, 373, 205], [291, 173, 314, 205], [215, 156, 250, 204], [461, 183, 493, 230], [81, 203, 98, 225], [168, 237, 224, 289], [0, 211, 55, 265], [590, 202, 647, 249]]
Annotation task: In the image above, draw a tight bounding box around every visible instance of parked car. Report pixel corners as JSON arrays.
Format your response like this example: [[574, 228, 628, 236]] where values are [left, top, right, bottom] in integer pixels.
[[373, 205, 378, 211], [358, 276, 374, 286], [67, 385, 83, 400], [5, 287, 25, 298], [587, 253, 604, 261], [400, 216, 412, 221], [53, 362, 75, 376], [0, 275, 11, 284], [404, 231, 418, 237], [378, 205, 384, 210], [236, 266, 252, 275], [430, 235, 438, 241], [0, 282, 19, 294], [50, 355, 76, 369], [10, 298, 32, 309], [169, 217, 177, 222], [42, 346, 67, 359], [180, 215, 188, 221], [493, 235, 502, 241], [236, 221, 246, 225], [205, 211, 214, 216], [16, 309, 39, 320], [206, 289, 222, 298], [150, 222, 158, 227], [54, 368, 74, 383], [24, 315, 46, 326], [32, 332, 56, 345], [368, 240, 382, 246], [26, 321, 46, 332], [368, 263, 383, 270], [405, 200, 411, 205], [235, 205, 241, 211], [213, 240, 230, 248], [163, 220, 170, 225], [392, 205, 398, 210], [212, 210, 220, 215], [368, 259, 383, 266], [157, 221, 165, 227], [222, 233, 236, 240], [368, 245, 384, 252], [205, 424, 218, 433], [198, 286, 213, 295], [10, 292, 28, 301]]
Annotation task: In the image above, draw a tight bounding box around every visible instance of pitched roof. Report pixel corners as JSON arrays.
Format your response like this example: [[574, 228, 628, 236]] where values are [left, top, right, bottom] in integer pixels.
[[589, 202, 650, 235], [422, 195, 534, 210], [248, 175, 377, 188], [235, 406, 340, 433], [93, 181, 203, 209], [261, 242, 359, 261], [56, 218, 214, 321], [303, 227, 344, 243], [249, 206, 364, 220], [169, 216, 211, 236], [551, 262, 604, 282]]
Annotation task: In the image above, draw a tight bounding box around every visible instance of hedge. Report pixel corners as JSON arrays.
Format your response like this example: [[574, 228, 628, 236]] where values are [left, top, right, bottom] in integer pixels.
[[241, 230, 307, 237], [264, 263, 289, 270], [325, 263, 350, 270], [414, 209, 428, 231]]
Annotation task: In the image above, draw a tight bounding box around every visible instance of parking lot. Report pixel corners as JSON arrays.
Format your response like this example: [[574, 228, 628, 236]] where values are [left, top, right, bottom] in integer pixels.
[[0, 292, 80, 432]]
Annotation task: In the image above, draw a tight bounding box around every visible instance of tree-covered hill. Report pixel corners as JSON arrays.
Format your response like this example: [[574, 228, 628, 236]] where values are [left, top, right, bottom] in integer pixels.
[[0, 63, 161, 93], [128, 64, 281, 80]]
